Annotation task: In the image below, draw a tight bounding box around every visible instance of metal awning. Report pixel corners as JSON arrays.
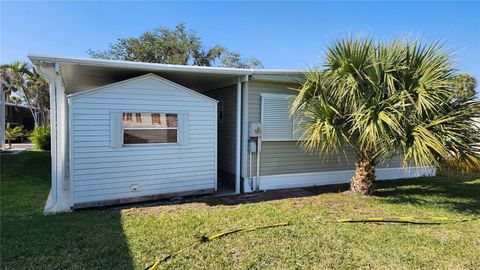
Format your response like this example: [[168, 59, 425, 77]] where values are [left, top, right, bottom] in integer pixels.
[[28, 54, 304, 93]]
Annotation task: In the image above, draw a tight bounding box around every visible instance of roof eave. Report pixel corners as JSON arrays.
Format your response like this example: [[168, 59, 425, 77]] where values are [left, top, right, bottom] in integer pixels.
[[27, 54, 305, 76]]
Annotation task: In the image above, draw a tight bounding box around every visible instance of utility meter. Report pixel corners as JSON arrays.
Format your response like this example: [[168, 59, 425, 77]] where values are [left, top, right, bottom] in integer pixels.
[[249, 122, 263, 137]]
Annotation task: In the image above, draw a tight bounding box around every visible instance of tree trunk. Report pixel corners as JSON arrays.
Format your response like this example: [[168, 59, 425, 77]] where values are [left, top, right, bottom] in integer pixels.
[[350, 149, 376, 195], [20, 88, 38, 127], [8, 138, 11, 149]]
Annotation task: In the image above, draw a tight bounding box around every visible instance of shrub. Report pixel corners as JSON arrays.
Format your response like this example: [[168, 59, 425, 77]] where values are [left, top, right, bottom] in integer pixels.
[[5, 123, 24, 149], [28, 126, 51, 150]]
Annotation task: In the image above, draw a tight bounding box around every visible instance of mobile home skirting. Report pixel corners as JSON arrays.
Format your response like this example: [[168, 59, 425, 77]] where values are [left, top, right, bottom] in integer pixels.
[[244, 166, 436, 192]]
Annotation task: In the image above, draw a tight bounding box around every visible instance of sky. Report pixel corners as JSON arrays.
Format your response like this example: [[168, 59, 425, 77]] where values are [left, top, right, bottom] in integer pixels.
[[1, 1, 479, 89]]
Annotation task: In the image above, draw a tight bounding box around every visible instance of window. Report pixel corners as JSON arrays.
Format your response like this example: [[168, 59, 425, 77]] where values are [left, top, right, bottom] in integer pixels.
[[261, 94, 306, 141], [122, 112, 178, 144]]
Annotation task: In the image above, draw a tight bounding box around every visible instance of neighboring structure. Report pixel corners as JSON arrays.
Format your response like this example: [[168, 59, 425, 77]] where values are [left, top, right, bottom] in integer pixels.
[[6, 102, 36, 128], [1, 102, 36, 145], [29, 55, 435, 213]]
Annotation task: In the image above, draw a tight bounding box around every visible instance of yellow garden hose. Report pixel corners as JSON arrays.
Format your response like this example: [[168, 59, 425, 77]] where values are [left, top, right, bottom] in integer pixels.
[[145, 216, 478, 270]]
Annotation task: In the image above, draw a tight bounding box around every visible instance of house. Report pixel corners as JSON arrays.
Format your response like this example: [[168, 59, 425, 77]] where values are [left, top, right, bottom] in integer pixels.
[[6, 103, 36, 129], [1, 102, 36, 147], [29, 55, 435, 214]]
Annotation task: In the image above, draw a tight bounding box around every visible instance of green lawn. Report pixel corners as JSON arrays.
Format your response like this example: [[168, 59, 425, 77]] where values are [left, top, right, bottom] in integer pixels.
[[1, 152, 479, 269]]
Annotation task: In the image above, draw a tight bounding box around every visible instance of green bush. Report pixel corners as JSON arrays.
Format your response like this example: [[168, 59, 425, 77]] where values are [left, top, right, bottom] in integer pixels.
[[28, 126, 51, 150]]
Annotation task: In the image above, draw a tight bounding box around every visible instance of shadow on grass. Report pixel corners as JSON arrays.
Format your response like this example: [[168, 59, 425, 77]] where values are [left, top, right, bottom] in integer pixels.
[[203, 183, 351, 206], [110, 182, 352, 212], [0, 152, 134, 269], [121, 170, 480, 216], [374, 170, 480, 214]]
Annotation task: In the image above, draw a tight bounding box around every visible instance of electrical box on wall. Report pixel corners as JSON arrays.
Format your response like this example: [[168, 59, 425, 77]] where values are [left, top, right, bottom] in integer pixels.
[[249, 140, 257, 153], [249, 122, 263, 137]]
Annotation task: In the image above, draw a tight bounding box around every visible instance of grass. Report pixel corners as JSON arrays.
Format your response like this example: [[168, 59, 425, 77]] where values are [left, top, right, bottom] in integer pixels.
[[1, 152, 479, 269]]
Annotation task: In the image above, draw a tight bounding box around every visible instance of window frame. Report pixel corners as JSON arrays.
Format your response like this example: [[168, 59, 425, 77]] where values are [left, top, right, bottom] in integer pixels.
[[122, 112, 179, 146]]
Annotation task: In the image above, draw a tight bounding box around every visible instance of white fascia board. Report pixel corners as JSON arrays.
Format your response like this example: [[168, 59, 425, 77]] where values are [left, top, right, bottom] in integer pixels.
[[253, 70, 305, 75], [27, 54, 304, 76], [28, 54, 250, 75]]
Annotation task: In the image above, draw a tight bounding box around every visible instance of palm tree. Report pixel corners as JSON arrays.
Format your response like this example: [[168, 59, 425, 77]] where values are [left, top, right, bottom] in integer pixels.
[[1, 61, 51, 127], [5, 123, 23, 149], [1, 61, 39, 126], [26, 71, 50, 126], [291, 38, 480, 195]]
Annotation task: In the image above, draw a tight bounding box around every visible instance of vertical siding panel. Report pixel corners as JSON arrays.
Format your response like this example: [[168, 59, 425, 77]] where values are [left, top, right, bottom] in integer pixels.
[[204, 85, 237, 175]]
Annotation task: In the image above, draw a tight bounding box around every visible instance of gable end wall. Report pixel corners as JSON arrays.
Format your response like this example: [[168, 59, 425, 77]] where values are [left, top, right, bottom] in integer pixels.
[[69, 76, 217, 205]]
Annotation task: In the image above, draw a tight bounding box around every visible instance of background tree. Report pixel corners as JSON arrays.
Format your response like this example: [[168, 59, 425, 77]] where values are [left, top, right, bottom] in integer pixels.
[[88, 23, 263, 68], [451, 73, 477, 98], [1, 61, 38, 125], [291, 38, 480, 195], [26, 71, 50, 126], [1, 61, 50, 127], [221, 51, 264, 69]]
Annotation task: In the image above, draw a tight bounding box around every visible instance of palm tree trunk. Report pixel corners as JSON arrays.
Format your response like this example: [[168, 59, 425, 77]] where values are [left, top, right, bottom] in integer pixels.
[[21, 90, 38, 127], [8, 138, 11, 149], [350, 149, 376, 195]]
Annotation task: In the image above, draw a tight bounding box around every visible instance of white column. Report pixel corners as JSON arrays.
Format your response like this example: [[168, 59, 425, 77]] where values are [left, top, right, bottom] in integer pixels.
[[241, 79, 249, 182], [55, 74, 68, 207], [0, 86, 5, 149], [235, 79, 242, 194], [35, 62, 71, 213]]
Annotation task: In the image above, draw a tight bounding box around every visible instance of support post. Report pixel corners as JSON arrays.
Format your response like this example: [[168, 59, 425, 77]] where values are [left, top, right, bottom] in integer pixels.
[[235, 79, 242, 194], [0, 85, 5, 149], [35, 62, 71, 214], [241, 79, 249, 186]]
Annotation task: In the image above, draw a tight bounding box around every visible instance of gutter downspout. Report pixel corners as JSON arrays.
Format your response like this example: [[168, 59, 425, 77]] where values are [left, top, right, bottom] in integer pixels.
[[235, 72, 252, 194], [34, 62, 61, 213], [256, 137, 261, 191]]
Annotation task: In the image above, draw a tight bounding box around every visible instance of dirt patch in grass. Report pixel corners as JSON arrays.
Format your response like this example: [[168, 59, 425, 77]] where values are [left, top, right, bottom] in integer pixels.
[[123, 185, 350, 216]]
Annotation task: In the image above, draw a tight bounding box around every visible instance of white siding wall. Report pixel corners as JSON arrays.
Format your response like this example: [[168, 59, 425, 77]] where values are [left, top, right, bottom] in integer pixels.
[[69, 75, 217, 206]]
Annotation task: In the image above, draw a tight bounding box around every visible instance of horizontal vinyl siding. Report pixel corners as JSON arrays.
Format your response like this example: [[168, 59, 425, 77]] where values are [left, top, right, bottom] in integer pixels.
[[248, 81, 402, 177], [258, 141, 356, 176], [70, 76, 216, 204], [204, 85, 237, 174], [249, 81, 297, 123]]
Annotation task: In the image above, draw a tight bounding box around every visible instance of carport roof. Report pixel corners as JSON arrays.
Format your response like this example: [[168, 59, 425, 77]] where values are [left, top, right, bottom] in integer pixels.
[[28, 54, 305, 93]]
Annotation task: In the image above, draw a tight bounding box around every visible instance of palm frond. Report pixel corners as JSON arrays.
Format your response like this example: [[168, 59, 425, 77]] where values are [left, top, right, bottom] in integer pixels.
[[292, 36, 480, 172]]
